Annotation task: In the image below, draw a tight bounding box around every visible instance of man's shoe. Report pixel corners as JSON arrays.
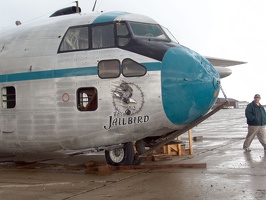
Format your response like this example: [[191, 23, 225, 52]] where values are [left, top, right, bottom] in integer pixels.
[[244, 148, 251, 152]]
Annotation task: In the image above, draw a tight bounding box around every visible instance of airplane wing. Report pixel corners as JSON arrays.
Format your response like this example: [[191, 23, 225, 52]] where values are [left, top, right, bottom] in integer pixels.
[[205, 56, 247, 78], [205, 56, 247, 67]]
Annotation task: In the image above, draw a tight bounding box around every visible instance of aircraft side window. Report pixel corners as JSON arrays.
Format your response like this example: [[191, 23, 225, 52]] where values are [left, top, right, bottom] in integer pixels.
[[116, 22, 131, 47], [59, 26, 89, 52], [77, 87, 98, 111], [122, 59, 147, 77], [98, 60, 120, 79], [92, 24, 115, 49], [1, 86, 16, 109]]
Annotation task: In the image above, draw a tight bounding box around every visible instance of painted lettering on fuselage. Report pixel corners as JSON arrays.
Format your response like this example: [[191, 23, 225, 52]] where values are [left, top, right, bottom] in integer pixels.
[[104, 115, 150, 130]]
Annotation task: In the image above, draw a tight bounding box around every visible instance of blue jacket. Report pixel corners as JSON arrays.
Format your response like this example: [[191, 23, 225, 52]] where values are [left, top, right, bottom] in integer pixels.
[[245, 101, 266, 126]]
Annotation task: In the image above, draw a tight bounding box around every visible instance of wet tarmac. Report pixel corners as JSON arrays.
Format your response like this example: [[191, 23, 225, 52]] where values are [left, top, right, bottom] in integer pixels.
[[1, 108, 266, 200]]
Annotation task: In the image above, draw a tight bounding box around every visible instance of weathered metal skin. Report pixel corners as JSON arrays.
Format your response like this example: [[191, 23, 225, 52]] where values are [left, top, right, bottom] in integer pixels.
[[0, 11, 219, 153]]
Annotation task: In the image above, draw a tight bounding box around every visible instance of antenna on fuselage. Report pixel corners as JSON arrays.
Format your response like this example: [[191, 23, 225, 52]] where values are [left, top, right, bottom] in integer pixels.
[[92, 0, 98, 11], [75, 1, 79, 13]]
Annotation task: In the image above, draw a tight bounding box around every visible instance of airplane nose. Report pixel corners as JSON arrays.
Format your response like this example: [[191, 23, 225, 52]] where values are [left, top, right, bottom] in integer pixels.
[[161, 46, 220, 125]]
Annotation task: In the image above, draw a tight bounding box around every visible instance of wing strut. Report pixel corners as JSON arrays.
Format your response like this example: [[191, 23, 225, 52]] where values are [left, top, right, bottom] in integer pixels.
[[139, 100, 228, 158]]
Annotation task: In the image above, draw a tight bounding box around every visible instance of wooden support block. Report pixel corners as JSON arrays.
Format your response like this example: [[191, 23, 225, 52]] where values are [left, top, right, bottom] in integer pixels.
[[162, 143, 190, 156], [177, 144, 182, 156], [164, 129, 194, 156], [96, 163, 207, 172], [147, 129, 195, 158], [176, 136, 182, 156], [151, 154, 173, 161], [193, 136, 203, 141], [157, 146, 165, 153], [188, 129, 193, 154]]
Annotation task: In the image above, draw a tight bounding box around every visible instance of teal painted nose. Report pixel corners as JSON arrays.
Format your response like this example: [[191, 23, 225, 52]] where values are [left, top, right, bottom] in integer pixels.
[[161, 46, 220, 125]]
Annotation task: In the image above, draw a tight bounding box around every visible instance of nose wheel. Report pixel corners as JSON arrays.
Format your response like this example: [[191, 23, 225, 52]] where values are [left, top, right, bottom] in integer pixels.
[[105, 142, 135, 166], [105, 140, 145, 166]]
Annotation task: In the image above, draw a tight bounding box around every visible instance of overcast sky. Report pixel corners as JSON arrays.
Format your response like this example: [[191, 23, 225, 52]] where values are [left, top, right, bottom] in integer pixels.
[[1, 0, 266, 104]]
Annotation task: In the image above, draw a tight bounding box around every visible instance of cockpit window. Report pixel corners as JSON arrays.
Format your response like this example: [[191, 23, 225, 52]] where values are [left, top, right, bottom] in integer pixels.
[[116, 22, 131, 47], [59, 26, 89, 52], [122, 59, 146, 77], [92, 24, 115, 49], [128, 22, 170, 41], [117, 23, 129, 36]]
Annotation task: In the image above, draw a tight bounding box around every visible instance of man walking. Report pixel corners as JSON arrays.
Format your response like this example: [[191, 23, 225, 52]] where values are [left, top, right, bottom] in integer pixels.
[[243, 94, 266, 152]]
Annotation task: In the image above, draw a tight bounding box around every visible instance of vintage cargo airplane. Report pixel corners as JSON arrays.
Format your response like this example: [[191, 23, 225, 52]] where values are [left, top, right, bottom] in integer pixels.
[[0, 7, 245, 165]]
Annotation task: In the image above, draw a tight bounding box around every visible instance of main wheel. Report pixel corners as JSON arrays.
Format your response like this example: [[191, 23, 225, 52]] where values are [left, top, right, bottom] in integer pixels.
[[105, 142, 135, 166], [132, 140, 145, 165]]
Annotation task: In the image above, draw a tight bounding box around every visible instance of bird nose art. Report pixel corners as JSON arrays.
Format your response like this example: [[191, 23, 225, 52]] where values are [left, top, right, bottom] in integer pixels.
[[161, 46, 220, 125]]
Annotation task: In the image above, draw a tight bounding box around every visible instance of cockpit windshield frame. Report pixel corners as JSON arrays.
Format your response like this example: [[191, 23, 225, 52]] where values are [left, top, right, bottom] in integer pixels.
[[161, 26, 179, 43]]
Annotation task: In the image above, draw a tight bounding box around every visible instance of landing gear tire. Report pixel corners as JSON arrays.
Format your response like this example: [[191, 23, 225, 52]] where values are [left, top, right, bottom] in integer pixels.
[[132, 140, 145, 165], [105, 142, 135, 166]]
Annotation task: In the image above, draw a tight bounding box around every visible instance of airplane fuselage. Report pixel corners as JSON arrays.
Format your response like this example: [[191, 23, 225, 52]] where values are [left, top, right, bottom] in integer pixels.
[[0, 11, 220, 155]]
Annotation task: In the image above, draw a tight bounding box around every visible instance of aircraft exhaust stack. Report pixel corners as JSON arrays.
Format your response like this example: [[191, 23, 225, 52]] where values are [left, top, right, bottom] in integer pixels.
[[50, 6, 81, 18]]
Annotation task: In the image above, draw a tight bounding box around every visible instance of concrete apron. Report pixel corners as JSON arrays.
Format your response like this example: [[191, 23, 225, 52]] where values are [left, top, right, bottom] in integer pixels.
[[0, 108, 266, 200]]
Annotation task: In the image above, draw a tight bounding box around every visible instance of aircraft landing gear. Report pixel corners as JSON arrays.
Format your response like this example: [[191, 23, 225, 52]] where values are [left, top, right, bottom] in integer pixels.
[[105, 142, 135, 166], [105, 140, 146, 166], [132, 140, 145, 165]]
